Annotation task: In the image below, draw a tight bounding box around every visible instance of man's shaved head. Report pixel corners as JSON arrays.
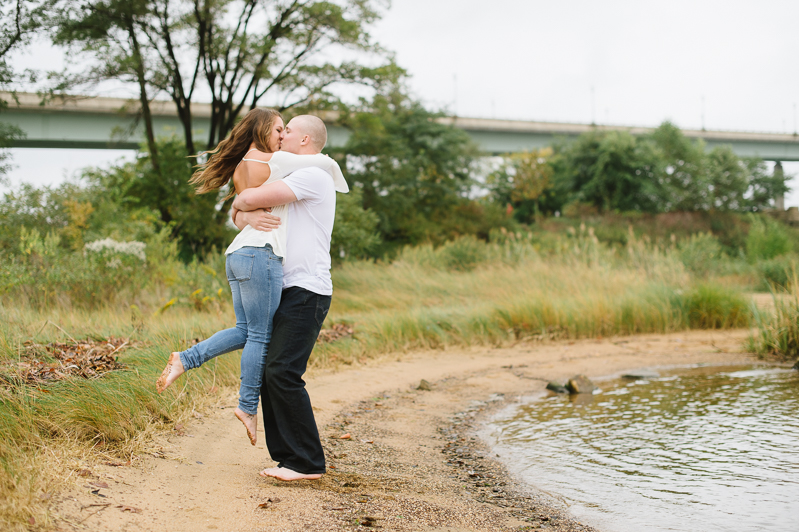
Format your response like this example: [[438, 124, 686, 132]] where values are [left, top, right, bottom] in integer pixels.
[[289, 115, 327, 152]]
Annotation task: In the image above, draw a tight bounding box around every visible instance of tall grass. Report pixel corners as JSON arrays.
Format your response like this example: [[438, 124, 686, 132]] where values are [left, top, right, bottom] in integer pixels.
[[0, 230, 756, 530], [748, 271, 799, 361], [316, 246, 748, 363], [0, 306, 240, 531]]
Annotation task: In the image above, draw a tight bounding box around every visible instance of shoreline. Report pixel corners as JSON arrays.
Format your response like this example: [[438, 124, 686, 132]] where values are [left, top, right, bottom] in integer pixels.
[[51, 329, 760, 531]]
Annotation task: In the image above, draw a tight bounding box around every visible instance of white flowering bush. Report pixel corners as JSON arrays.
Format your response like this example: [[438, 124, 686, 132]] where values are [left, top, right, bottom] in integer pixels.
[[84, 238, 146, 262], [1, 228, 230, 309], [0, 230, 152, 307]]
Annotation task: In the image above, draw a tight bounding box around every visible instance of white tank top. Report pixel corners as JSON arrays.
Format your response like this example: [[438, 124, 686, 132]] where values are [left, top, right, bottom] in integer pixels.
[[225, 151, 345, 261]]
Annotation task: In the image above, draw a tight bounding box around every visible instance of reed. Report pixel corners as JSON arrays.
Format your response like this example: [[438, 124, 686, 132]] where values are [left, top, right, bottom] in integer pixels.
[[748, 271, 799, 360], [0, 234, 755, 530]]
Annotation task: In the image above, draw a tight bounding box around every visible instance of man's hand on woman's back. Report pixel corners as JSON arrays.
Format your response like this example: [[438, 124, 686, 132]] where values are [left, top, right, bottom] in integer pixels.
[[238, 209, 282, 232]]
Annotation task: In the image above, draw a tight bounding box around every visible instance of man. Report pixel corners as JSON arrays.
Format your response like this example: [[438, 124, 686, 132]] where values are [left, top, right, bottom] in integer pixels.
[[231, 114, 346, 481]]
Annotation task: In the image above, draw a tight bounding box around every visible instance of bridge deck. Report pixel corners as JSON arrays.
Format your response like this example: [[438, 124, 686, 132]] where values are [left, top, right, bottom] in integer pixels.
[[3, 92, 799, 160]]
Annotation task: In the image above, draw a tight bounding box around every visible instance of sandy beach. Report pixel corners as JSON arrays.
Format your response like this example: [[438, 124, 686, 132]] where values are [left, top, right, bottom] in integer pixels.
[[50, 329, 758, 531]]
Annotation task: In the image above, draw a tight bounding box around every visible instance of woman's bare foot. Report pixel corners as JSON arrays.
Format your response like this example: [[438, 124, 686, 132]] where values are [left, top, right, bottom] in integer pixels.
[[155, 352, 184, 393], [234, 408, 258, 446], [259, 467, 322, 481]]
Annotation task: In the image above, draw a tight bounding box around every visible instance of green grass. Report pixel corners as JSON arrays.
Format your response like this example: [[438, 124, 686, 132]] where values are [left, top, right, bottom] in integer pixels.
[[0, 233, 757, 530], [0, 306, 240, 531], [748, 272, 799, 360]]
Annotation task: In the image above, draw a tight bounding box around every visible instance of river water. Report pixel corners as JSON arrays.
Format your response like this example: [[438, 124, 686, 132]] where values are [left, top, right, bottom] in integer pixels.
[[485, 365, 799, 531]]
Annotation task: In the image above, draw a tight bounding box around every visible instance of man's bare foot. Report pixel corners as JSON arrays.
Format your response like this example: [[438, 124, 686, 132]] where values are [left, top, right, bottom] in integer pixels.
[[258, 467, 322, 481], [155, 352, 184, 393], [234, 407, 257, 446]]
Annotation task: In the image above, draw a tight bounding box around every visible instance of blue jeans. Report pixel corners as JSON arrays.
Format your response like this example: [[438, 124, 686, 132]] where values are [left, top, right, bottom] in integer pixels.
[[179, 246, 283, 415]]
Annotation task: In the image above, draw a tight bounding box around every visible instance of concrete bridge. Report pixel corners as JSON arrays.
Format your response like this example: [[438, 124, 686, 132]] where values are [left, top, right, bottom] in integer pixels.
[[3, 92, 799, 161]]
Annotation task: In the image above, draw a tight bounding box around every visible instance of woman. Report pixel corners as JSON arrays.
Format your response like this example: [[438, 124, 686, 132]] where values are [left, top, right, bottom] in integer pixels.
[[155, 108, 343, 447]]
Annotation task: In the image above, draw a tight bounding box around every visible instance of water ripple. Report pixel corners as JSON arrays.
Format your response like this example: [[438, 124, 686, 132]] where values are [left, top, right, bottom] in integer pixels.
[[487, 365, 799, 532]]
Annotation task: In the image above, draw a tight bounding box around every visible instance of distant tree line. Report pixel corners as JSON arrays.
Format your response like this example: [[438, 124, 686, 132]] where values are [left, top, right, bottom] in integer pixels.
[[0, 0, 791, 263], [490, 123, 788, 224]]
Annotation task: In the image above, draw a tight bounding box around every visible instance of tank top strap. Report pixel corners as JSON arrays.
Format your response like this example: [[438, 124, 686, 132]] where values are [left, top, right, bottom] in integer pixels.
[[235, 148, 270, 169]]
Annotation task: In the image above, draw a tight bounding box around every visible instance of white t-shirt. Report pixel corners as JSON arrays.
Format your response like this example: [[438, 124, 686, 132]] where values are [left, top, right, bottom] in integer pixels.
[[281, 167, 336, 296]]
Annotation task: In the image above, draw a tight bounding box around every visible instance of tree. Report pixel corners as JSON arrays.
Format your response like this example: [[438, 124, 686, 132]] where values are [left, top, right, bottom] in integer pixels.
[[487, 147, 564, 222], [51, 0, 401, 154], [553, 129, 663, 213], [81, 136, 233, 259], [329, 186, 380, 262], [546, 123, 784, 215], [647, 121, 709, 211], [1, 0, 50, 178], [50, 0, 401, 237], [338, 89, 483, 250]]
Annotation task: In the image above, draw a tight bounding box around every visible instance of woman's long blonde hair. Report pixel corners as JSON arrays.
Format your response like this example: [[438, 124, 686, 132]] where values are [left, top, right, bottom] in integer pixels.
[[189, 108, 282, 199]]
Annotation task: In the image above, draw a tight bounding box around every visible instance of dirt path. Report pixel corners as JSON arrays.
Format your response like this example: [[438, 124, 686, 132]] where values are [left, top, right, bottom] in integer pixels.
[[51, 329, 758, 532]]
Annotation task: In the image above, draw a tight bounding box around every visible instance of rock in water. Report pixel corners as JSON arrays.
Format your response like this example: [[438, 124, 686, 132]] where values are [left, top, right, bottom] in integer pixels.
[[546, 381, 568, 393], [566, 374, 596, 394], [417, 379, 432, 391], [622, 371, 660, 380]]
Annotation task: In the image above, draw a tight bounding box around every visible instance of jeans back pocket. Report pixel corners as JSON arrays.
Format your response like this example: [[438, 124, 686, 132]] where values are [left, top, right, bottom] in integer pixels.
[[228, 252, 255, 282]]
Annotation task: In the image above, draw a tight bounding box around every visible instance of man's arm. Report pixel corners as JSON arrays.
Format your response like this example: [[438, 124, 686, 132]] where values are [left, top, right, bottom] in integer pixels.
[[233, 181, 297, 212], [231, 207, 282, 232]]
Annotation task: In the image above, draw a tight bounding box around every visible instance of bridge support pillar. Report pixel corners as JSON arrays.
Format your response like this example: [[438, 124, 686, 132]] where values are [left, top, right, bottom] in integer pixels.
[[774, 161, 785, 211]]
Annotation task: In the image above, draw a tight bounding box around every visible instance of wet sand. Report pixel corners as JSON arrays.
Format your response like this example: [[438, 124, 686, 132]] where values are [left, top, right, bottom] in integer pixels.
[[51, 329, 757, 531]]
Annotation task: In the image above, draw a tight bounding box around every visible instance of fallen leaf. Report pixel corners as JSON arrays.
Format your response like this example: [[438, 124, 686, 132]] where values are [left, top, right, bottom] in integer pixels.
[[339, 433, 351, 440], [316, 323, 355, 344], [359, 516, 378, 527], [90, 482, 109, 489], [117, 505, 141, 513], [257, 497, 280, 509], [103, 461, 131, 467], [8, 336, 133, 387]]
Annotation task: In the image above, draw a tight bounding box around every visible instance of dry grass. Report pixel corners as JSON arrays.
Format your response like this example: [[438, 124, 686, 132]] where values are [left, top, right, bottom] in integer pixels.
[[748, 272, 799, 360], [0, 239, 755, 530], [0, 305, 239, 531]]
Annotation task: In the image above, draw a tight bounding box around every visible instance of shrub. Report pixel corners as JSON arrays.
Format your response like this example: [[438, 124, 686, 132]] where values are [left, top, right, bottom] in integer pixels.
[[746, 215, 793, 262], [437, 235, 488, 272], [749, 271, 799, 360], [678, 232, 723, 276], [756, 255, 797, 290], [393, 235, 489, 272], [681, 283, 749, 329], [331, 187, 382, 263]]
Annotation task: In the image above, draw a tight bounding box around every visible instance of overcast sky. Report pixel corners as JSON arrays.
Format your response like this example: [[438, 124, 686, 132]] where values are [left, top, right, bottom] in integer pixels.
[[4, 0, 799, 203]]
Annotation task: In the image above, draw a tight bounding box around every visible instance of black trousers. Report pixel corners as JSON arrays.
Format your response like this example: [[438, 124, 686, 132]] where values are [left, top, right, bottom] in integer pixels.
[[260, 286, 330, 474]]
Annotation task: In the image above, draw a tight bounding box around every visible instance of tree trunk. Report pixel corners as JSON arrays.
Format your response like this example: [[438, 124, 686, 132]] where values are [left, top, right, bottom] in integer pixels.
[[125, 16, 160, 175]]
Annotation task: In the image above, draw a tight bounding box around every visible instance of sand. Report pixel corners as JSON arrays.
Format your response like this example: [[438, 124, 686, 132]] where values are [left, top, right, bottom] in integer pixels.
[[50, 329, 759, 531]]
